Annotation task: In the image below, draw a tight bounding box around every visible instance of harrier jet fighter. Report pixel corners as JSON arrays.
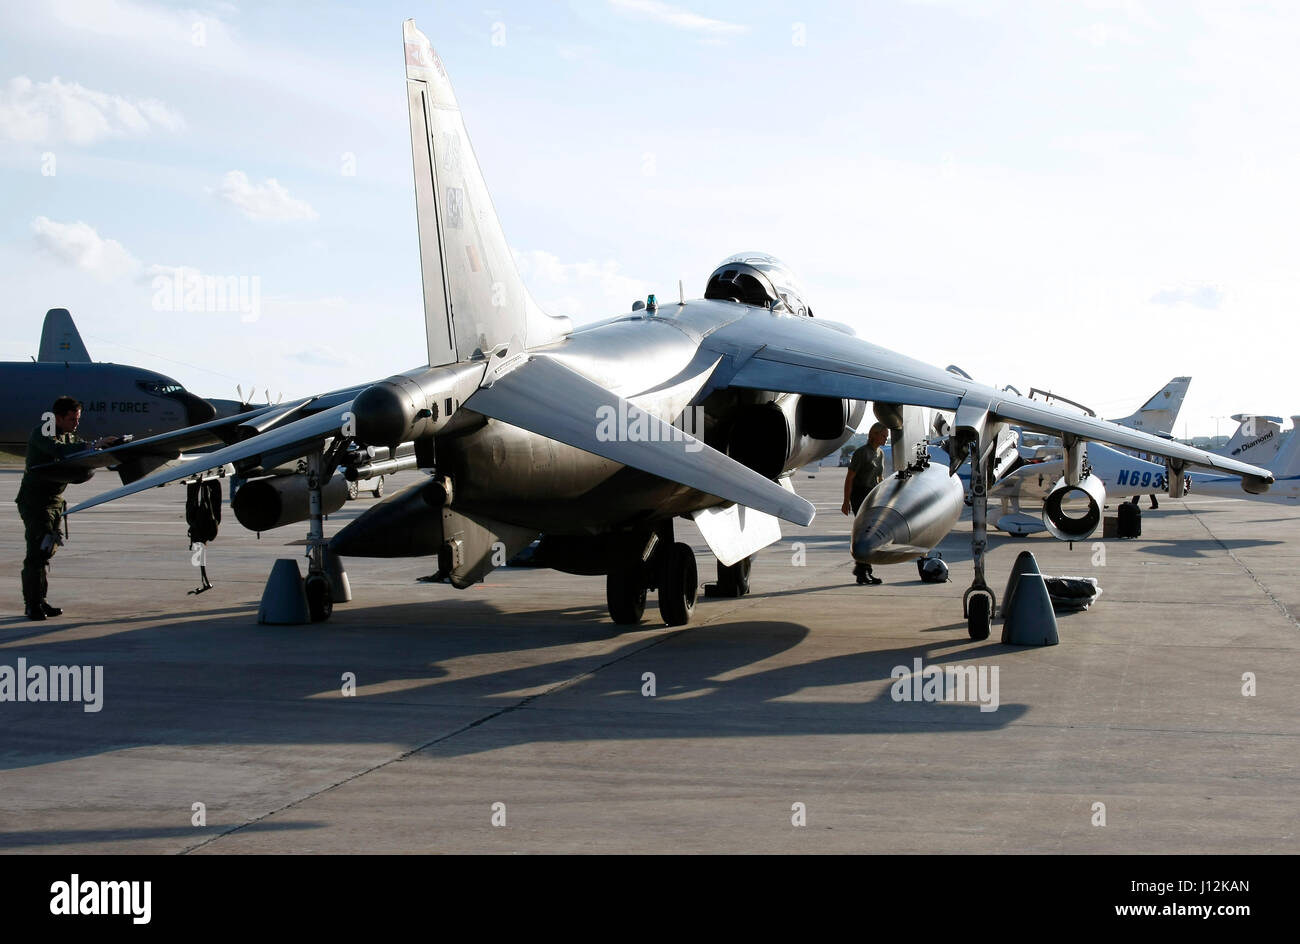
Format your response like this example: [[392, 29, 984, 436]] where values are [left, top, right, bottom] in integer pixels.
[[50, 20, 1274, 640]]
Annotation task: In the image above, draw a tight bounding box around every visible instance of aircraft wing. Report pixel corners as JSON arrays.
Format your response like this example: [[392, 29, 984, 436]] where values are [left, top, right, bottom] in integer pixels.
[[707, 313, 1274, 486], [33, 386, 368, 485], [463, 355, 815, 526], [65, 402, 355, 514]]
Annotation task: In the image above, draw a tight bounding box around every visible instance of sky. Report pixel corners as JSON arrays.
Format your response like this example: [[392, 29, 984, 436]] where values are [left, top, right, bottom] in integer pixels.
[[1, 0, 1297, 439]]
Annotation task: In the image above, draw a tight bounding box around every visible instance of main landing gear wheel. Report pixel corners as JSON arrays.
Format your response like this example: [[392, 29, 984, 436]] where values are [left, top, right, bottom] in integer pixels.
[[606, 565, 647, 625], [305, 574, 333, 623], [658, 542, 698, 627], [967, 593, 991, 641]]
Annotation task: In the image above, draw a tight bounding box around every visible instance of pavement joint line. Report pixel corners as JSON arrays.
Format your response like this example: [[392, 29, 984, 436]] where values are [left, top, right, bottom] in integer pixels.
[[1182, 504, 1299, 630], [178, 625, 691, 854]]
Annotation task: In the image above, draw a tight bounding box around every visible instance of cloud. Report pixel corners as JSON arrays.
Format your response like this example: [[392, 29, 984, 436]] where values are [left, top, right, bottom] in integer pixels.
[[0, 75, 183, 145], [607, 0, 746, 35], [513, 249, 651, 322], [215, 170, 318, 222], [1076, 21, 1139, 46], [1149, 283, 1223, 309], [31, 217, 140, 281]]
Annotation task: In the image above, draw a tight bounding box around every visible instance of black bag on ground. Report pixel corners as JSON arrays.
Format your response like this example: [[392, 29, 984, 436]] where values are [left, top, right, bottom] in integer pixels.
[[1117, 500, 1142, 538]]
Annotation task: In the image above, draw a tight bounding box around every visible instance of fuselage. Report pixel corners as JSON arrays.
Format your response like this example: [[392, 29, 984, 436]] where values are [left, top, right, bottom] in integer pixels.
[[437, 298, 864, 535], [0, 362, 215, 452]]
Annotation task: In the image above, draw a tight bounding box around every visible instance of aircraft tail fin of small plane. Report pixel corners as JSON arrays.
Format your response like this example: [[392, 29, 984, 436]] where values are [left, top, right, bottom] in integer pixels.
[[403, 19, 569, 368], [1109, 376, 1191, 435], [1220, 413, 1285, 465], [37, 308, 91, 362], [1266, 416, 1300, 476]]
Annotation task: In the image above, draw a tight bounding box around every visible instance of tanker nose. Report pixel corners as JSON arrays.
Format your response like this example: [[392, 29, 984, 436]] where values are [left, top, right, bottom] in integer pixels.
[[352, 381, 415, 448], [178, 390, 217, 426]]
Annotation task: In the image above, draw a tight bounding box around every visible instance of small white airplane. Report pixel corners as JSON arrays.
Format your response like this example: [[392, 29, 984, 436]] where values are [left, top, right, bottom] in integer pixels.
[[1108, 376, 1192, 436], [1190, 416, 1299, 503], [1217, 414, 1285, 466], [1016, 376, 1192, 448], [990, 414, 1299, 534]]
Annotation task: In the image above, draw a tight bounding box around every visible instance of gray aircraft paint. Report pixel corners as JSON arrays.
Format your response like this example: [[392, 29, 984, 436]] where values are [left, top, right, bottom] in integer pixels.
[[1, 310, 214, 452], [61, 20, 1275, 609]]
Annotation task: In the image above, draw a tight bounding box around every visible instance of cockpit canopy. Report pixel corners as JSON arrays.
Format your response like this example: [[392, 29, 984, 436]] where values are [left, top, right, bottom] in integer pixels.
[[703, 252, 812, 317]]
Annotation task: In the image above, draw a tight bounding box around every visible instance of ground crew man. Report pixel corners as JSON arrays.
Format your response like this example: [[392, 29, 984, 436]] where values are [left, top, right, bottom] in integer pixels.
[[16, 396, 119, 621], [841, 422, 889, 585]]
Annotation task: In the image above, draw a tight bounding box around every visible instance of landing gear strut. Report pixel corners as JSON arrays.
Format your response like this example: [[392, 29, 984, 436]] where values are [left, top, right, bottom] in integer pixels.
[[962, 438, 996, 641], [301, 440, 352, 622]]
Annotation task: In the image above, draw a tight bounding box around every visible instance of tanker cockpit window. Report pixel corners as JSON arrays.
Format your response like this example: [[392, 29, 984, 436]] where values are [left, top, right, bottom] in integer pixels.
[[137, 380, 184, 397]]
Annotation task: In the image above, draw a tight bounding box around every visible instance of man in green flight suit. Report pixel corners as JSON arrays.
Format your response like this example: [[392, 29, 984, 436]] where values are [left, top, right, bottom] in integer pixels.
[[16, 396, 119, 621], [841, 422, 890, 585]]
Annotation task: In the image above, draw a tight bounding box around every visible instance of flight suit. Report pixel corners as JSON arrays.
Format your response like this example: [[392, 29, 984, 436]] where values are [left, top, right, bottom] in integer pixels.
[[847, 444, 885, 514], [16, 425, 85, 609], [848, 444, 886, 583]]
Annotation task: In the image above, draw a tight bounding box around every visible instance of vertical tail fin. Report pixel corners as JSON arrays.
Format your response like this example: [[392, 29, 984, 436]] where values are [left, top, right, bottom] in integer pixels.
[[37, 308, 91, 362], [1109, 376, 1191, 435], [1220, 413, 1284, 464], [403, 19, 569, 366], [1271, 417, 1300, 476]]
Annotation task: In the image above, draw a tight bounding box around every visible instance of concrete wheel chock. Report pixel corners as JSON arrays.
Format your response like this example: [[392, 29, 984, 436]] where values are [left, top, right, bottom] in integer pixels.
[[1001, 570, 1060, 646], [1002, 550, 1042, 619], [257, 558, 310, 625], [324, 552, 352, 604]]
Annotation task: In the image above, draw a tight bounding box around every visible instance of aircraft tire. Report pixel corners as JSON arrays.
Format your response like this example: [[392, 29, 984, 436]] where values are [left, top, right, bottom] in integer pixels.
[[306, 575, 333, 622], [967, 594, 990, 641], [373, 477, 384, 498], [607, 566, 646, 625], [658, 542, 698, 627]]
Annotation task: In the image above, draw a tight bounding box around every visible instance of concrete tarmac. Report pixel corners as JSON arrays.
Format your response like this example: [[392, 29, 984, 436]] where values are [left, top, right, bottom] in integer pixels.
[[1, 467, 1296, 853]]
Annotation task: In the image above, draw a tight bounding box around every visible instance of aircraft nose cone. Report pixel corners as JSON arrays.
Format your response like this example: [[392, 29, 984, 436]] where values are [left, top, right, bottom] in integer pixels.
[[352, 381, 415, 448], [178, 391, 217, 426]]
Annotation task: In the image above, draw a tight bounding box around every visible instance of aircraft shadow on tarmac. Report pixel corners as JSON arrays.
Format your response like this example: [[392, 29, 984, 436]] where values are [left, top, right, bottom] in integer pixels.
[[0, 601, 1029, 774], [0, 819, 320, 850], [1134, 537, 1283, 558]]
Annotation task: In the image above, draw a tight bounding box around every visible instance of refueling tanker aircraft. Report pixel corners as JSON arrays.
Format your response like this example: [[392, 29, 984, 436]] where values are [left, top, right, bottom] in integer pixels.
[[41, 19, 1276, 640], [1, 308, 218, 458]]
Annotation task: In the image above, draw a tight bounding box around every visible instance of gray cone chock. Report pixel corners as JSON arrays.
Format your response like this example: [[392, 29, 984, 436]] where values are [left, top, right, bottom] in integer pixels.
[[1002, 550, 1042, 619], [1001, 571, 1060, 646], [258, 558, 311, 625]]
